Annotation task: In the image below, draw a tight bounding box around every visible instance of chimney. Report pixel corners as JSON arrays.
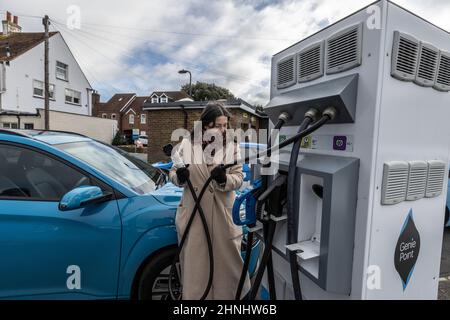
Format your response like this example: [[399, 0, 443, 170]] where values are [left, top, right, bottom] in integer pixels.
[[92, 92, 101, 105], [2, 11, 22, 36], [91, 92, 101, 115]]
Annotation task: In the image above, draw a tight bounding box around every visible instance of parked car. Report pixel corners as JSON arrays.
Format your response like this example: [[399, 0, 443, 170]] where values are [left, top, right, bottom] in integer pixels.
[[137, 135, 148, 147], [0, 129, 260, 300]]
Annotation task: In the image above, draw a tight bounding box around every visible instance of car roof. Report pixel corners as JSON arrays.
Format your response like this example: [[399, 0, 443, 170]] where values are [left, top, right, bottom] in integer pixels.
[[0, 129, 92, 145]]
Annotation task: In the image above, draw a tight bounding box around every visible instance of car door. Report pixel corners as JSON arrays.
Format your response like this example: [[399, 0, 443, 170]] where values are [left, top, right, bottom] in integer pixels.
[[0, 142, 122, 299]]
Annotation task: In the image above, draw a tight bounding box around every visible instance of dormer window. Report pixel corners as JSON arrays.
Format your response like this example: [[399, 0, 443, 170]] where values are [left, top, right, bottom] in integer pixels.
[[151, 95, 159, 103], [160, 95, 168, 103]]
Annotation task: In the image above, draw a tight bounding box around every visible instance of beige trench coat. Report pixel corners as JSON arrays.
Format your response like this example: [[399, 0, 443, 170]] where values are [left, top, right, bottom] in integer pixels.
[[169, 138, 251, 300]]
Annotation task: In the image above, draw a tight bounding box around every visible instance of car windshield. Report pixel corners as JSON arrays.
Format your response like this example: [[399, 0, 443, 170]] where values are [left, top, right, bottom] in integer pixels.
[[56, 140, 160, 194]]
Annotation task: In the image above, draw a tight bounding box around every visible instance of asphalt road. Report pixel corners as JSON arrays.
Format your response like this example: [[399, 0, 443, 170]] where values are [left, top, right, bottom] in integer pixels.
[[439, 228, 450, 300]]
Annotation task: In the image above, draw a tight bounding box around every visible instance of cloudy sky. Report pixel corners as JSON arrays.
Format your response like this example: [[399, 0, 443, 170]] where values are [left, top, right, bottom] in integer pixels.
[[1, 0, 450, 105]]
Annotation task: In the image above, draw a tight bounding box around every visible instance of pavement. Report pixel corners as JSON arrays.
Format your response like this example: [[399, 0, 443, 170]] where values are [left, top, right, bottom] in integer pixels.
[[439, 228, 450, 300]]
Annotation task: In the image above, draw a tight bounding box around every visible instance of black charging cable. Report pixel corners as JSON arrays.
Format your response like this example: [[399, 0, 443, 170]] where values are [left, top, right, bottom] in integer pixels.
[[235, 114, 289, 300], [246, 112, 317, 300], [168, 168, 214, 300]]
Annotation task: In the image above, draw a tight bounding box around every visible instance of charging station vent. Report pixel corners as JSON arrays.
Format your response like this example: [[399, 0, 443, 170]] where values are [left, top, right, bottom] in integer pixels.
[[415, 43, 439, 87], [298, 42, 324, 83], [434, 51, 450, 91], [381, 161, 408, 205], [391, 31, 419, 81], [425, 160, 446, 198], [277, 55, 296, 89], [406, 161, 427, 201], [326, 24, 362, 74]]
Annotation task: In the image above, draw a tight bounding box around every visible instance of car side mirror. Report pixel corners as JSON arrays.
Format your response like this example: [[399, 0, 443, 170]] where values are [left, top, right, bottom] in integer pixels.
[[163, 144, 173, 157], [59, 186, 112, 211]]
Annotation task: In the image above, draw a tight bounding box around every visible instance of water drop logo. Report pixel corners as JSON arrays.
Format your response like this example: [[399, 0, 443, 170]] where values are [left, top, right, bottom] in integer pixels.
[[394, 209, 421, 290]]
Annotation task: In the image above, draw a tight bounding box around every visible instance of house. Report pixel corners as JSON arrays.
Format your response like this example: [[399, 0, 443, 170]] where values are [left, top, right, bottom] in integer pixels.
[[0, 11, 95, 130], [93, 92, 135, 126], [149, 91, 192, 104], [142, 98, 268, 162], [93, 90, 193, 143]]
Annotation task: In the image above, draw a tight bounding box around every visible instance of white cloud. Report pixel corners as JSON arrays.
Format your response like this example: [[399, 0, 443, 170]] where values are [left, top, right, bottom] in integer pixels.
[[1, 0, 450, 105]]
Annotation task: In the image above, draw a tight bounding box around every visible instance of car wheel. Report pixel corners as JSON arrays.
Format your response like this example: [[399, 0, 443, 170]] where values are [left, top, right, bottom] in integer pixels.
[[136, 247, 182, 300], [445, 206, 449, 227]]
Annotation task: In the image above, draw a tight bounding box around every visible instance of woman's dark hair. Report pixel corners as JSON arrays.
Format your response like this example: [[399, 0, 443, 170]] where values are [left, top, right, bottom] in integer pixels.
[[191, 101, 232, 141]]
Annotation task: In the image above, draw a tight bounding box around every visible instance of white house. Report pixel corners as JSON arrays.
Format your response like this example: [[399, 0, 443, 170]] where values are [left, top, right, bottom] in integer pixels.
[[0, 13, 93, 129]]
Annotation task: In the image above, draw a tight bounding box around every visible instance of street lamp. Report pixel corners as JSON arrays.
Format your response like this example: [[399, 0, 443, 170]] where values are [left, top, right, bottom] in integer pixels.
[[178, 69, 192, 98]]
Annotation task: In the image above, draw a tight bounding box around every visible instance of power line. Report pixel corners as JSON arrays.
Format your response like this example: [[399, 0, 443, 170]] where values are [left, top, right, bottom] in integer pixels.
[[71, 21, 295, 42], [81, 19, 271, 71], [50, 18, 264, 83], [1, 9, 293, 42], [0, 10, 42, 19], [2, 11, 271, 91], [51, 22, 149, 93], [51, 18, 268, 89]]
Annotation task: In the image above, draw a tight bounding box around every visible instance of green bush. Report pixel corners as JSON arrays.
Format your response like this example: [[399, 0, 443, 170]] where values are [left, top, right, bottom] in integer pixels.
[[112, 131, 126, 146]]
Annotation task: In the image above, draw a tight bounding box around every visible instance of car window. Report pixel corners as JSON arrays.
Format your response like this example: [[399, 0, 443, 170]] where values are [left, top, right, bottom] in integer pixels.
[[57, 141, 160, 194], [0, 144, 92, 201]]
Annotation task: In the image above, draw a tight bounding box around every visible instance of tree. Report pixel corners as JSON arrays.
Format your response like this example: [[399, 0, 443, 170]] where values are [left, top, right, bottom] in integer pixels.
[[181, 82, 235, 101], [112, 131, 126, 146], [255, 104, 265, 114]]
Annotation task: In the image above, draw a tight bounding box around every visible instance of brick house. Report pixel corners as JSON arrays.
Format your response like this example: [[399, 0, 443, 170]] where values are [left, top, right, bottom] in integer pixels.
[[143, 99, 268, 162], [93, 93, 134, 125], [93, 91, 192, 143], [120, 96, 152, 142]]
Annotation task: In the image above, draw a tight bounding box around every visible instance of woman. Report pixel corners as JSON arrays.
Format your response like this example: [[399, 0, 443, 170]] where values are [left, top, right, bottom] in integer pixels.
[[169, 102, 250, 300]]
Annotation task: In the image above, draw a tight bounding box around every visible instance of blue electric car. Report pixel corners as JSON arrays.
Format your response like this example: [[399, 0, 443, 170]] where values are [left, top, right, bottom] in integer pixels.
[[0, 129, 260, 300]]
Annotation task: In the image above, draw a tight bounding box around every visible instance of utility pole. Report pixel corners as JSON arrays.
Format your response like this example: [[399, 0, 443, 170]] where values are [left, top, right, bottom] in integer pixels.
[[43, 15, 50, 130]]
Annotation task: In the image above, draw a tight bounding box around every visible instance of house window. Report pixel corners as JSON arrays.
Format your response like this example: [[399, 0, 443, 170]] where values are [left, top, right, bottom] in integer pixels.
[[111, 113, 116, 120], [160, 95, 168, 103], [140, 114, 146, 124], [65, 88, 81, 105], [102, 113, 107, 119], [24, 123, 34, 129], [33, 80, 55, 99], [129, 114, 134, 124], [151, 96, 158, 103], [2, 123, 18, 129], [56, 61, 68, 81]]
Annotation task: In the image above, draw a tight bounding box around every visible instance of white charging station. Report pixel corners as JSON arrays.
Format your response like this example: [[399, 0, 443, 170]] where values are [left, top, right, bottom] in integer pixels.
[[261, 0, 450, 299]]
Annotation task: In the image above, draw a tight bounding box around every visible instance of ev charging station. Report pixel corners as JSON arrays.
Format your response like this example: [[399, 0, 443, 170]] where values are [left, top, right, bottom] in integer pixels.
[[258, 0, 450, 299]]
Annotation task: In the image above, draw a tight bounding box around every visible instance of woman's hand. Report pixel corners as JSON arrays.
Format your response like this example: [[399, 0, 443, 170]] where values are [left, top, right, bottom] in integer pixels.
[[176, 167, 190, 184], [211, 165, 227, 185]]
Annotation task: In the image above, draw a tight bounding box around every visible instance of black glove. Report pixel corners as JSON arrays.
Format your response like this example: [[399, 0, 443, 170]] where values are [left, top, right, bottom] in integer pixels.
[[211, 165, 227, 185], [176, 167, 190, 184]]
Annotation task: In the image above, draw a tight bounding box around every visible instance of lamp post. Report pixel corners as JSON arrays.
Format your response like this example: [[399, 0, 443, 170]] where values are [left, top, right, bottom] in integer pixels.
[[178, 69, 192, 98]]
